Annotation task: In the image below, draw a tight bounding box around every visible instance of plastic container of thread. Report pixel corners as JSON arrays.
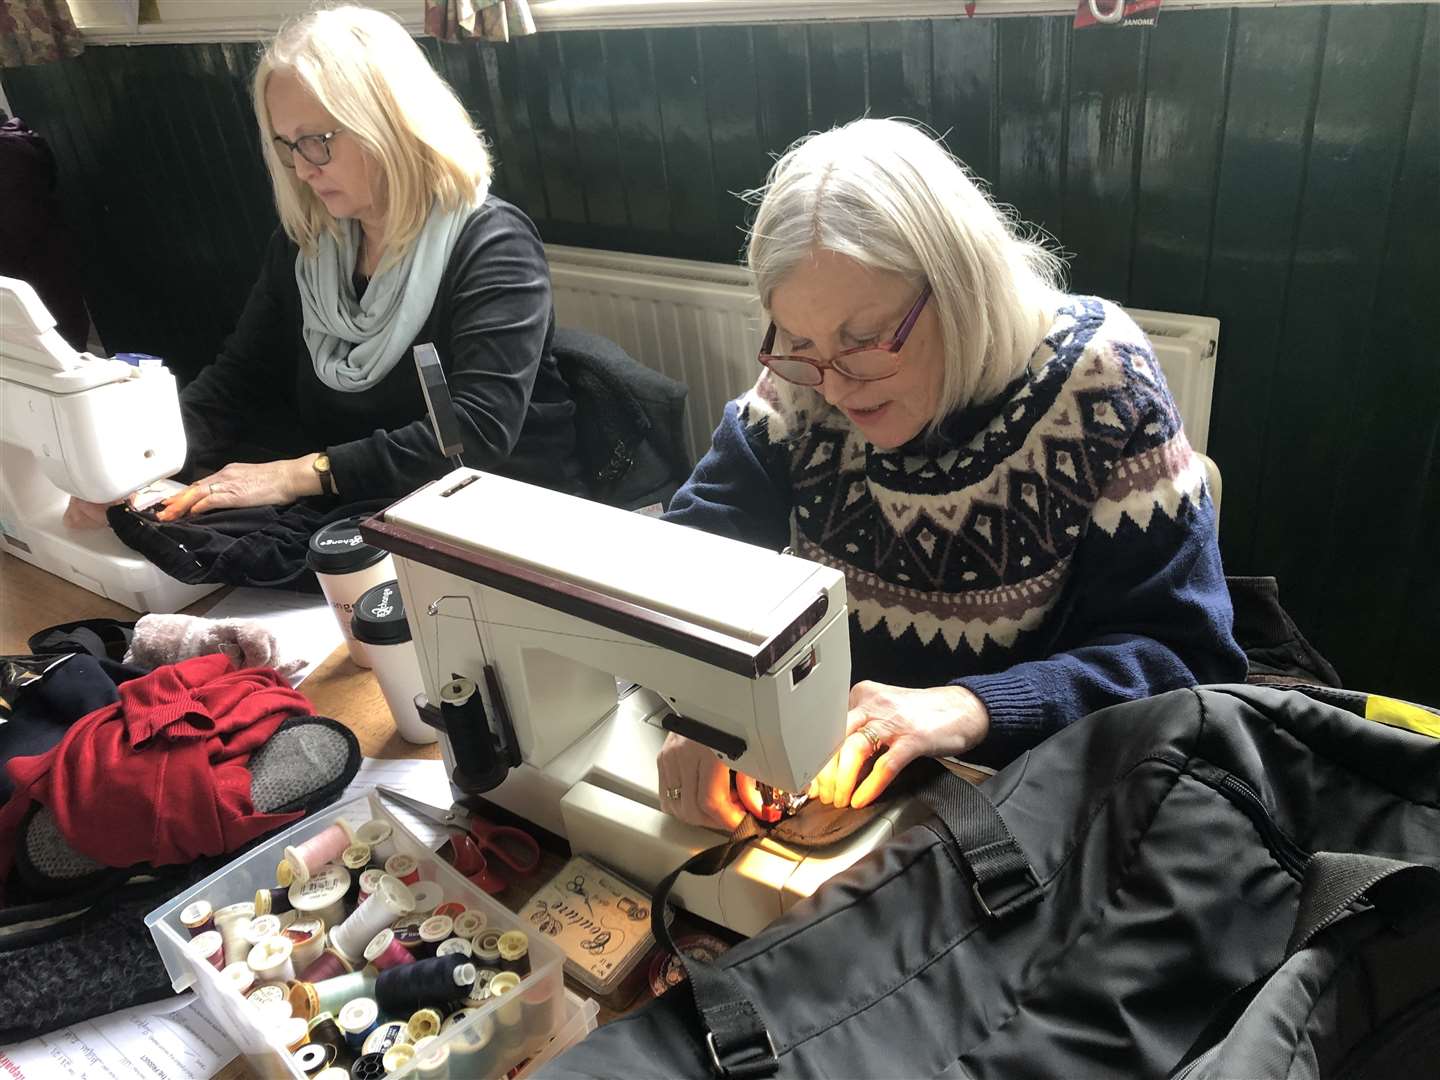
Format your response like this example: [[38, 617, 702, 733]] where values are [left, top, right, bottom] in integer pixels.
[[146, 793, 594, 1080]]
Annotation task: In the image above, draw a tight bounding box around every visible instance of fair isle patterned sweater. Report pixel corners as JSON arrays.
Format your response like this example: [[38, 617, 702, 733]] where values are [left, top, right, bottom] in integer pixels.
[[665, 297, 1246, 767]]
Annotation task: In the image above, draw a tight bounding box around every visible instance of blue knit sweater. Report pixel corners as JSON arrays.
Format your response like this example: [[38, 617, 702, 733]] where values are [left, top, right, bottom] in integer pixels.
[[665, 297, 1246, 767]]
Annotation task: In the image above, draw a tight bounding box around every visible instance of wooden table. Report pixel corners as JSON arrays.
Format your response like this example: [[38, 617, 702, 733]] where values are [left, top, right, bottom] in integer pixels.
[[0, 553, 684, 1078]]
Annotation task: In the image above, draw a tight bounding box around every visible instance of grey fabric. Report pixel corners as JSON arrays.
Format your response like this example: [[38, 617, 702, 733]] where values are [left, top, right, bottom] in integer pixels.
[[23, 808, 104, 881]]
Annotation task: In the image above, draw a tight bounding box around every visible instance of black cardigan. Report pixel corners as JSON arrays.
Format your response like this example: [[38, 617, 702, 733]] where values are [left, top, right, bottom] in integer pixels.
[[179, 195, 582, 500]]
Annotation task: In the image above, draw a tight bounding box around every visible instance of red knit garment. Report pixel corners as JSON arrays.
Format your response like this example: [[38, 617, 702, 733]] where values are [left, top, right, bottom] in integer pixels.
[[0, 653, 310, 886]]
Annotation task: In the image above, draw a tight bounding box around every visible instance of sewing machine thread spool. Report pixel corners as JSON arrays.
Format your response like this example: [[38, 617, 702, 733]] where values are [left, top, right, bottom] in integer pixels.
[[185, 930, 224, 971], [275, 860, 294, 888], [284, 820, 357, 885], [452, 910, 486, 939], [313, 1067, 350, 1080], [336, 997, 379, 1051], [417, 914, 454, 959], [433, 901, 466, 921], [180, 900, 214, 937], [375, 954, 476, 1015], [253, 998, 293, 1028], [313, 969, 378, 1017], [253, 886, 293, 918], [276, 1015, 310, 1053], [436, 936, 473, 960], [364, 928, 415, 970], [439, 676, 499, 790], [287, 979, 320, 1023], [355, 820, 397, 864], [487, 971, 524, 1051], [283, 918, 327, 972], [247, 935, 296, 984], [362, 1020, 408, 1058], [288, 864, 350, 930], [450, 1013, 495, 1077], [357, 868, 385, 905], [245, 981, 289, 1011], [465, 967, 500, 1008], [384, 853, 420, 886], [328, 874, 415, 962], [307, 1013, 352, 1071], [213, 902, 255, 967], [221, 961, 255, 995], [407, 1007, 442, 1041], [408, 880, 444, 917], [521, 977, 556, 1043], [290, 1042, 332, 1074], [416, 1041, 451, 1080], [381, 1044, 416, 1074], [242, 914, 283, 951], [297, 947, 354, 984], [474, 929, 502, 967], [341, 843, 371, 872], [497, 930, 530, 977]]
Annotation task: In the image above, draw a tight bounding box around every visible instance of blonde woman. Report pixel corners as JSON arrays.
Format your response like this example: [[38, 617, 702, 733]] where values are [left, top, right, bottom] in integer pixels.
[[657, 119, 1246, 830], [68, 5, 578, 527]]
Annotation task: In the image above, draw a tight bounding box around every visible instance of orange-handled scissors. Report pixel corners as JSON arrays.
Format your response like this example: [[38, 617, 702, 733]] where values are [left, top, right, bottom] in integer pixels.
[[376, 787, 541, 894]]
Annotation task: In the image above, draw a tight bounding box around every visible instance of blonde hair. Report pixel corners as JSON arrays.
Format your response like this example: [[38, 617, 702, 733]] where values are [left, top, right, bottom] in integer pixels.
[[745, 118, 1064, 422], [253, 5, 491, 265]]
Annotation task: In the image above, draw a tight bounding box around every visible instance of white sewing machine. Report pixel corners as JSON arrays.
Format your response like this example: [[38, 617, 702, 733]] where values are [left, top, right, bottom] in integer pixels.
[[364, 468, 926, 936], [0, 276, 219, 612]]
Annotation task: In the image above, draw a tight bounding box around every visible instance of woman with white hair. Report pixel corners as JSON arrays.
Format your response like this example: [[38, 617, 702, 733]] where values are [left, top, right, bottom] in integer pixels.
[[657, 118, 1246, 831], [68, 5, 578, 525]]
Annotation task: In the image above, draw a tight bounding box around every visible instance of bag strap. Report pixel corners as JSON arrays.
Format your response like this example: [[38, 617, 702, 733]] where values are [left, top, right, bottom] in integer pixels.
[[648, 763, 1041, 1078], [1169, 853, 1440, 1077]]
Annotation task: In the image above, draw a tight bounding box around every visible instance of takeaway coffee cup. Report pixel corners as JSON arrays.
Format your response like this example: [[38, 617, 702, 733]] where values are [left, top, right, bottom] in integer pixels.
[[351, 579, 436, 744], [307, 517, 395, 668]]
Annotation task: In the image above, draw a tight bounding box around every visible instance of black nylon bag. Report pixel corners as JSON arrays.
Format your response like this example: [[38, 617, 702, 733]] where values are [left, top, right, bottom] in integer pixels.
[[541, 684, 1440, 1079]]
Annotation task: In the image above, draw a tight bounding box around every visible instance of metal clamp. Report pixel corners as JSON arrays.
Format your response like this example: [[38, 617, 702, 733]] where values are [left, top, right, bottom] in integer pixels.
[[971, 865, 1043, 920], [1088, 0, 1127, 23], [706, 1028, 779, 1079]]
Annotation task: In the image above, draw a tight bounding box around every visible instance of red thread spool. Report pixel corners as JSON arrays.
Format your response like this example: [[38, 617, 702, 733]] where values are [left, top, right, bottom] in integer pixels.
[[364, 928, 416, 971], [384, 853, 420, 886], [284, 820, 357, 884]]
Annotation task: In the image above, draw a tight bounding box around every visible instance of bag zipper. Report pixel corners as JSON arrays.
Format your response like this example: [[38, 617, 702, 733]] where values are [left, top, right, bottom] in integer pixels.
[[1210, 771, 1310, 879]]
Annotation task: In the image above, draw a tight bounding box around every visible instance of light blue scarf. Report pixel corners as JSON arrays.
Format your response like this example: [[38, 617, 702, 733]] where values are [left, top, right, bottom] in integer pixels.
[[297, 199, 475, 392]]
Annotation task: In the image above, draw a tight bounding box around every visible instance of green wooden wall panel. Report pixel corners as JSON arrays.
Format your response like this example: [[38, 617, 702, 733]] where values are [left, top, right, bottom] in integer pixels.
[[1127, 9, 1231, 315], [2, 6, 1435, 701], [1247, 5, 1423, 638]]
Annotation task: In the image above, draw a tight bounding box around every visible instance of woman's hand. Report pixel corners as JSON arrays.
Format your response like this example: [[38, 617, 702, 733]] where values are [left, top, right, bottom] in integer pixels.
[[63, 497, 119, 529], [657, 732, 765, 831], [156, 456, 321, 520], [809, 682, 991, 810]]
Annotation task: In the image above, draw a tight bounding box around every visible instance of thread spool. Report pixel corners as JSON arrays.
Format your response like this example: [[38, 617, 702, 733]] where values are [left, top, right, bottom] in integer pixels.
[[440, 676, 499, 789], [349, 1051, 386, 1080], [180, 900, 214, 937], [276, 1015, 310, 1052], [464, 968, 500, 1008], [243, 914, 283, 950], [328, 874, 415, 962], [382, 1044, 416, 1074], [306, 1013, 352, 1071], [247, 935, 296, 984], [488, 971, 523, 1051], [433, 901, 466, 921], [375, 954, 476, 1015], [284, 918, 327, 972], [297, 947, 353, 984], [416, 1041, 451, 1080], [313, 970, 377, 1017], [253, 886, 293, 918], [408, 881, 444, 917], [275, 859, 294, 888], [337, 997, 379, 1051], [452, 910, 486, 939], [417, 915, 454, 959], [288, 864, 350, 930], [288, 980, 320, 1023], [283, 820, 357, 885], [473, 930, 501, 968], [186, 930, 224, 971], [364, 928, 415, 971], [449, 1013, 494, 1078], [245, 981, 289, 1010], [213, 902, 255, 967], [221, 961, 255, 995], [355, 820, 397, 863], [253, 998, 294, 1027], [392, 915, 426, 955], [497, 930, 530, 977], [407, 1007, 442, 1041], [313, 1068, 349, 1080], [441, 1009, 475, 1032], [341, 843, 372, 872], [384, 853, 420, 886], [436, 937, 473, 960], [360, 1020, 409, 1057], [521, 977, 556, 1043], [356, 868, 385, 905], [291, 1042, 333, 1075]]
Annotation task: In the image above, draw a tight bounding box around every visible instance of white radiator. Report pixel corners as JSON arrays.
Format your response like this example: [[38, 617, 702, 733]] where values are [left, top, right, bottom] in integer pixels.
[[546, 245, 1218, 461]]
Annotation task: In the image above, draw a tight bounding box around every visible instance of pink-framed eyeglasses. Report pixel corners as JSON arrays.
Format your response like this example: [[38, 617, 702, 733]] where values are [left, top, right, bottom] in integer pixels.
[[758, 283, 932, 387]]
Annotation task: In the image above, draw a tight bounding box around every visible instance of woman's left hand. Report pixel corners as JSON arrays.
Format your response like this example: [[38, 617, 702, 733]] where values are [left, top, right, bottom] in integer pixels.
[[156, 457, 317, 520], [809, 682, 991, 810]]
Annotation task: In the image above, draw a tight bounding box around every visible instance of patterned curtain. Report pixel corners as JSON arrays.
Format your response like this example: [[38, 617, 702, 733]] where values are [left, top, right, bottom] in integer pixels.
[[425, 0, 535, 45], [0, 0, 85, 68]]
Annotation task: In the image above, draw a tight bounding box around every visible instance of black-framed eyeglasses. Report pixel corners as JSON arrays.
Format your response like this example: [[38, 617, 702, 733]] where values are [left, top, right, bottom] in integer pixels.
[[272, 128, 344, 169], [758, 284, 932, 387]]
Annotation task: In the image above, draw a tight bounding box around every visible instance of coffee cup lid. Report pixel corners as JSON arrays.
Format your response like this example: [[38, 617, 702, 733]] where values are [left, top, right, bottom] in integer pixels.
[[351, 580, 410, 645], [306, 516, 388, 575]]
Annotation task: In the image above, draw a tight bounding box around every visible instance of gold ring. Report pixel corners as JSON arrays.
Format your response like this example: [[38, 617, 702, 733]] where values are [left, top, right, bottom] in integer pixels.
[[665, 786, 682, 801], [858, 725, 883, 756]]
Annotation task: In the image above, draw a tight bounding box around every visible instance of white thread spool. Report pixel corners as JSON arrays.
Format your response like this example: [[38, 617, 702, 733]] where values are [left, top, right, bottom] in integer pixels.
[[221, 961, 255, 995], [247, 935, 297, 985], [288, 864, 350, 930], [328, 874, 415, 962], [452, 910, 487, 939], [213, 901, 256, 967], [407, 880, 443, 917], [242, 914, 283, 950], [355, 820, 398, 864]]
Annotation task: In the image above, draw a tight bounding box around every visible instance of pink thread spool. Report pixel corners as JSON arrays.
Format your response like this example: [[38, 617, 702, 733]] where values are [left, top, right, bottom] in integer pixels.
[[364, 929, 415, 971], [180, 900, 215, 938], [284, 820, 357, 885], [298, 947, 354, 984], [186, 930, 224, 971], [329, 874, 415, 963]]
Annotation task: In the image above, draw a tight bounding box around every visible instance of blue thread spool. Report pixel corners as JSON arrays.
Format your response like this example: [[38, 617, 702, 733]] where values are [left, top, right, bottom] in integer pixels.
[[375, 954, 476, 1015]]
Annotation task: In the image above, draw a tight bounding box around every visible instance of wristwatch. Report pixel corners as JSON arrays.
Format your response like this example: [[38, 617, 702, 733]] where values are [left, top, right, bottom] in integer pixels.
[[313, 453, 337, 496]]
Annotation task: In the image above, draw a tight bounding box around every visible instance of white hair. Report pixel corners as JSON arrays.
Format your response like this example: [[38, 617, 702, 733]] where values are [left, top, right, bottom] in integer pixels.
[[745, 118, 1064, 422]]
